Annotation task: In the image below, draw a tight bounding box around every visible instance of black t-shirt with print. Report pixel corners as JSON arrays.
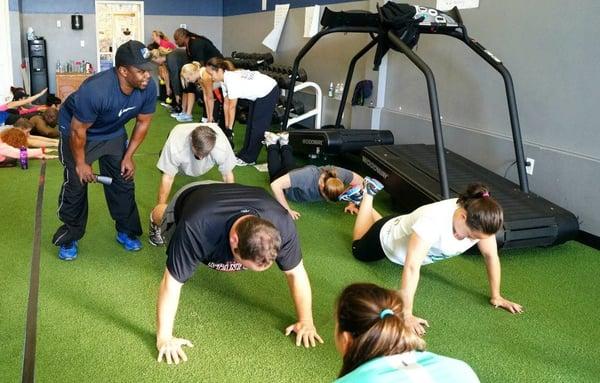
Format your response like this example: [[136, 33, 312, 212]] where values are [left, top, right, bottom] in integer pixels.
[[166, 183, 302, 283]]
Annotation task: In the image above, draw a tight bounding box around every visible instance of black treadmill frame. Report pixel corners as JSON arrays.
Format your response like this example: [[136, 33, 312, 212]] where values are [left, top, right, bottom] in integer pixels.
[[282, 7, 530, 200]]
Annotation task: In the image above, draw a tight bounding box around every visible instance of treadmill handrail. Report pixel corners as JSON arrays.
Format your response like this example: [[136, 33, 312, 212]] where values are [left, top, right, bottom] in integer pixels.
[[285, 81, 322, 130], [386, 31, 450, 199], [282, 26, 380, 130]]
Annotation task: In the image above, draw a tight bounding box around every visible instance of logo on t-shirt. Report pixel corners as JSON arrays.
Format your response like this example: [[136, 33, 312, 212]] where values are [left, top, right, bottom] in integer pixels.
[[206, 261, 246, 272], [118, 106, 136, 117]]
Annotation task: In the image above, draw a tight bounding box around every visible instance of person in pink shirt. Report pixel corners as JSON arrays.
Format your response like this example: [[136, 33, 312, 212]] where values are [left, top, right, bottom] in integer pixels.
[[152, 30, 176, 50]]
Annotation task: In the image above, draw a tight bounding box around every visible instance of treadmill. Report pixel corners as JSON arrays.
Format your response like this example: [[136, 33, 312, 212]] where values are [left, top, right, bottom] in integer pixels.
[[285, 4, 579, 249]]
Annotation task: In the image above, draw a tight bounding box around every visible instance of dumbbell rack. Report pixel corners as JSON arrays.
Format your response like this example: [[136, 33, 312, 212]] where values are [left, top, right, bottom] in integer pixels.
[[282, 81, 322, 130]]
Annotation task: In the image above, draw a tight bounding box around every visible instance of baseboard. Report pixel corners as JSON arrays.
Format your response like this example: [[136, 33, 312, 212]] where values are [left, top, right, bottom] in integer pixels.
[[577, 230, 600, 250]]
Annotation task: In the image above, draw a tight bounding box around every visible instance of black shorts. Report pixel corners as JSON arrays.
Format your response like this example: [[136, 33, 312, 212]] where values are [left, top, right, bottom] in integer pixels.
[[183, 82, 199, 94], [351, 215, 395, 262]]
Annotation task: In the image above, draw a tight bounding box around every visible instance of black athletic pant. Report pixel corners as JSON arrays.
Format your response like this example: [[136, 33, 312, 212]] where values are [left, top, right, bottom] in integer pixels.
[[237, 86, 279, 163], [52, 132, 142, 246], [267, 144, 296, 182]]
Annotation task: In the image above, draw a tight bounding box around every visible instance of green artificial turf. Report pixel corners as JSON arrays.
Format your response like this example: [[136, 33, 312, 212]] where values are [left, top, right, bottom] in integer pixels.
[[1, 103, 599, 382]]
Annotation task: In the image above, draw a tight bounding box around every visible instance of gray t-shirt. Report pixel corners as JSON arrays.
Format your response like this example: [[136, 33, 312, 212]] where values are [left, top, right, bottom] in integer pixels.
[[156, 123, 236, 177], [284, 165, 354, 202]]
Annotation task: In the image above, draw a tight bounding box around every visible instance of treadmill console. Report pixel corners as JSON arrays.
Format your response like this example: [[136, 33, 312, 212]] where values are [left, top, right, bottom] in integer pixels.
[[412, 5, 459, 27]]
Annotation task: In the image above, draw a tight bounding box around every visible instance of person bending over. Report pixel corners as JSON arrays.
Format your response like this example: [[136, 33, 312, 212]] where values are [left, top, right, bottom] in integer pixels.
[[351, 182, 523, 335], [265, 131, 363, 220], [334, 283, 480, 382], [154, 182, 323, 364], [205, 57, 279, 166], [149, 123, 236, 246], [52, 40, 156, 261], [150, 47, 189, 116]]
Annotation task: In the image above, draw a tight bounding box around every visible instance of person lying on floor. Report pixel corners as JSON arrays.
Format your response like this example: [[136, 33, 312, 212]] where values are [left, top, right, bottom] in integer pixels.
[[333, 283, 479, 382], [148, 123, 236, 246], [27, 107, 60, 138], [154, 181, 323, 365], [0, 87, 47, 126], [11, 118, 59, 148], [266, 131, 363, 220], [0, 128, 57, 164], [348, 180, 523, 335]]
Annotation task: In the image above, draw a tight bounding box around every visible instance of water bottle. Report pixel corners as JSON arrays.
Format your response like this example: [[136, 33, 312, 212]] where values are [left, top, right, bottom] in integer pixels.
[[19, 147, 28, 169], [328, 82, 334, 98]]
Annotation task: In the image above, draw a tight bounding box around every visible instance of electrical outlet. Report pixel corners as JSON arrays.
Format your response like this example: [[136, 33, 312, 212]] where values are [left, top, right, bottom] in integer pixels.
[[180, 23, 187, 29], [57, 20, 61, 28], [526, 157, 535, 175], [80, 40, 85, 47]]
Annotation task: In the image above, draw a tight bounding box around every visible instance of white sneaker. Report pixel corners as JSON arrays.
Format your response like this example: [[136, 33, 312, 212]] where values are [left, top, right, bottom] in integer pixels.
[[176, 113, 193, 122], [278, 131, 290, 146], [170, 112, 182, 118], [235, 157, 256, 166], [201, 117, 208, 123], [264, 131, 279, 147]]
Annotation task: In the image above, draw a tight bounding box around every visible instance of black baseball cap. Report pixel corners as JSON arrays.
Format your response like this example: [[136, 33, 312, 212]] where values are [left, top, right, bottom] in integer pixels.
[[115, 40, 155, 71]]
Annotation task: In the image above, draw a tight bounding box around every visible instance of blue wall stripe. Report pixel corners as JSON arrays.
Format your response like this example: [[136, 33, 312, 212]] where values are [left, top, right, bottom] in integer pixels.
[[9, 0, 19, 12], [19, 0, 223, 16], [224, 0, 354, 17]]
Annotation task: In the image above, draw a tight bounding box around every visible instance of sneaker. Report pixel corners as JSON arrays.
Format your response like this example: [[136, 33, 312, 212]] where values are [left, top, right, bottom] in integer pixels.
[[116, 232, 142, 251], [264, 131, 279, 147], [170, 112, 182, 118], [149, 219, 164, 247], [364, 176, 384, 196], [175, 113, 193, 122], [338, 185, 364, 206], [235, 157, 256, 166], [58, 241, 78, 261], [278, 131, 290, 146]]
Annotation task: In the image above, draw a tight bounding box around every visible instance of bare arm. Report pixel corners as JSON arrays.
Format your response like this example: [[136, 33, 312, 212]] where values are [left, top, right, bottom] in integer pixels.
[[156, 268, 193, 364], [70, 117, 95, 184], [478, 236, 524, 313], [399, 232, 432, 335], [121, 113, 154, 180], [222, 170, 235, 183], [270, 174, 300, 219], [283, 261, 323, 347], [157, 173, 175, 205], [225, 97, 237, 130], [200, 78, 214, 122], [6, 88, 47, 109]]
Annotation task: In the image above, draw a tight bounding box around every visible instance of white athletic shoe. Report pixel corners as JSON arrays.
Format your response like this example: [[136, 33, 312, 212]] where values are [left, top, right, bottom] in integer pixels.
[[235, 157, 256, 166], [264, 131, 279, 147], [278, 132, 290, 146]]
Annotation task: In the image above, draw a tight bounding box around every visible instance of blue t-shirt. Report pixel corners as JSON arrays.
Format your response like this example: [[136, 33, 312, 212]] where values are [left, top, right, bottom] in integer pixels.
[[58, 69, 157, 141], [334, 351, 479, 383]]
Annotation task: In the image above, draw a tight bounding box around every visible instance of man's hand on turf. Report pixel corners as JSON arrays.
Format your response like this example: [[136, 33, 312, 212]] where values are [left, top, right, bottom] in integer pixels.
[[156, 337, 194, 365], [285, 321, 324, 348]]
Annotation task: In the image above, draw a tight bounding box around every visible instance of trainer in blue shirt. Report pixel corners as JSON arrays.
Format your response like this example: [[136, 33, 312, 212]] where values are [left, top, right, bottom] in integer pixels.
[[52, 40, 157, 261]]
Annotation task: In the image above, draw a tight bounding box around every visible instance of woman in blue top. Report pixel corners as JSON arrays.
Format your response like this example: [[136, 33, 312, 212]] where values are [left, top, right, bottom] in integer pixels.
[[334, 283, 480, 383]]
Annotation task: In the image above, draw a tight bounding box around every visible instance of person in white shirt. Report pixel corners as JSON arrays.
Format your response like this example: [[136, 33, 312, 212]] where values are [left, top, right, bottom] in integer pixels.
[[149, 123, 236, 246], [351, 182, 523, 335], [205, 57, 279, 166]]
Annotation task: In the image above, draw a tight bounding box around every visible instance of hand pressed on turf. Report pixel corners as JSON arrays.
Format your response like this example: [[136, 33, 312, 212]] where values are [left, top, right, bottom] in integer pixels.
[[285, 321, 324, 348], [344, 203, 359, 215], [490, 296, 524, 314], [157, 337, 194, 365], [404, 314, 429, 336]]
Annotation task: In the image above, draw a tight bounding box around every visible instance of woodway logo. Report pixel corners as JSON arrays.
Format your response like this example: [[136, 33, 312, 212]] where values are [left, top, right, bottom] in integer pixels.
[[302, 139, 324, 146], [362, 156, 388, 179]]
